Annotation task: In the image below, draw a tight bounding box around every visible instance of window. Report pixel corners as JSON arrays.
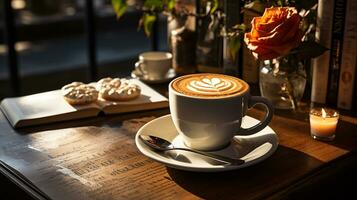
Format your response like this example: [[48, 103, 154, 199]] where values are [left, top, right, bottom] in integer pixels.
[[0, 0, 168, 98]]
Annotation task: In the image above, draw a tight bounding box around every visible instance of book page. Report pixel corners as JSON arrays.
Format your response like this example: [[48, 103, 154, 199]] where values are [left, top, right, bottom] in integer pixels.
[[0, 117, 190, 200], [0, 90, 100, 127]]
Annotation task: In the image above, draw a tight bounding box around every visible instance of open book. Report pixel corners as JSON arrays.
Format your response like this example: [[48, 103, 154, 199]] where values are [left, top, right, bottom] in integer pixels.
[[0, 79, 168, 128]]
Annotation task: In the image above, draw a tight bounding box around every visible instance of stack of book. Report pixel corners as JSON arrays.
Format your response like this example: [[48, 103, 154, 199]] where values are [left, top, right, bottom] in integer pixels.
[[311, 0, 357, 111]]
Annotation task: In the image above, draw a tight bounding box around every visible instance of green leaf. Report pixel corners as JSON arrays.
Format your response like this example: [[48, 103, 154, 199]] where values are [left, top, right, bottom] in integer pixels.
[[276, 0, 284, 6], [210, 0, 219, 14], [144, 0, 163, 10], [228, 36, 241, 62], [142, 13, 157, 37], [294, 41, 329, 59], [244, 0, 265, 14], [164, 0, 175, 11], [232, 23, 246, 32], [112, 0, 127, 18]]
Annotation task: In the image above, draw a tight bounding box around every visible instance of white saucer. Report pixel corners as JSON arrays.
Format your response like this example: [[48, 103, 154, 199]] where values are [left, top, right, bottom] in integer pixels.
[[135, 114, 279, 172], [131, 68, 176, 84]]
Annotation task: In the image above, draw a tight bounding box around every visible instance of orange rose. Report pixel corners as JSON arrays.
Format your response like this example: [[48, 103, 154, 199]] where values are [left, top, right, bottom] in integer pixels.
[[244, 7, 303, 60]]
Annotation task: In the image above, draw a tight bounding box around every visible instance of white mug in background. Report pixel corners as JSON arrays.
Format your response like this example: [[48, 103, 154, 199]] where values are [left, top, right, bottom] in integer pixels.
[[169, 73, 274, 151], [135, 52, 172, 80]]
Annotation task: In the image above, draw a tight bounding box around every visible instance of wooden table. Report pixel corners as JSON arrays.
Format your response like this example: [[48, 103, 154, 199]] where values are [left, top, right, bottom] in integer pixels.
[[1, 87, 357, 199]]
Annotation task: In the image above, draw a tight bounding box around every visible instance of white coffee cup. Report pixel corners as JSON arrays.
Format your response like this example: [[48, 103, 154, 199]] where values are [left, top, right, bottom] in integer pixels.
[[135, 52, 172, 80], [169, 73, 274, 151]]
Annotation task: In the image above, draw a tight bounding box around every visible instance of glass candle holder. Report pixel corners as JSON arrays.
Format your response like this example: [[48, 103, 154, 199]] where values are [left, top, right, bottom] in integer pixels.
[[309, 108, 339, 141]]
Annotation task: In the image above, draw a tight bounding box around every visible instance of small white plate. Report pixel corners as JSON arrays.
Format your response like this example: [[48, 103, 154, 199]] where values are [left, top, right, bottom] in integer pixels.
[[135, 114, 279, 172], [131, 68, 177, 84]]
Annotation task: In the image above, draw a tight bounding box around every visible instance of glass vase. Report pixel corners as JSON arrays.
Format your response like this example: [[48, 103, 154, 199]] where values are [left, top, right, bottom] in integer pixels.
[[259, 57, 307, 110]]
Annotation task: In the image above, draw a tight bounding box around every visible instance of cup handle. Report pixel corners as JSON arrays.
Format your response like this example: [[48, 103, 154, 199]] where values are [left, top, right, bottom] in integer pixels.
[[135, 61, 146, 76], [237, 96, 274, 135]]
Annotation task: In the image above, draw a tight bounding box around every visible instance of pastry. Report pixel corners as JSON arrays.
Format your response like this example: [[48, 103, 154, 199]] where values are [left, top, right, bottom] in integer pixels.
[[96, 77, 122, 91], [62, 82, 98, 105], [97, 77, 141, 101]]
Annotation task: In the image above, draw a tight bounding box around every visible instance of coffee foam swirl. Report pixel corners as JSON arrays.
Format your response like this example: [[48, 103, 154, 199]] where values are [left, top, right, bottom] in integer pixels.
[[172, 74, 248, 98], [187, 77, 238, 94]]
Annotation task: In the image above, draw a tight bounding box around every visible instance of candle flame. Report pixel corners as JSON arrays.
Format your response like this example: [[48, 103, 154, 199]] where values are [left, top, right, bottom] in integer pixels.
[[322, 108, 327, 118]]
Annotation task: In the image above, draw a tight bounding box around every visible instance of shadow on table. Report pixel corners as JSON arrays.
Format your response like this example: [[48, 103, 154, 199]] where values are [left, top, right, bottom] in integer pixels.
[[328, 120, 357, 151], [166, 145, 325, 200]]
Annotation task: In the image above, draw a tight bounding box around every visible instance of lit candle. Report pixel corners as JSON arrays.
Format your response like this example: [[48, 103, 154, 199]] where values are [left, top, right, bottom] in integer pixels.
[[309, 108, 339, 141]]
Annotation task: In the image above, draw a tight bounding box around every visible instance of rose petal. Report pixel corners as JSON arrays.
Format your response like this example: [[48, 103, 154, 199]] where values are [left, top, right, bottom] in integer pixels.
[[251, 17, 263, 38], [256, 20, 282, 34], [273, 13, 301, 43], [254, 14, 301, 45], [244, 32, 252, 45], [244, 7, 302, 60], [249, 31, 303, 58], [254, 32, 303, 56], [262, 7, 280, 23]]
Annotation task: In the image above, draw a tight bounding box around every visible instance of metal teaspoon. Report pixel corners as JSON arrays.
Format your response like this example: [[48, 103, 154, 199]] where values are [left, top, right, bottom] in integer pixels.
[[139, 135, 245, 165]]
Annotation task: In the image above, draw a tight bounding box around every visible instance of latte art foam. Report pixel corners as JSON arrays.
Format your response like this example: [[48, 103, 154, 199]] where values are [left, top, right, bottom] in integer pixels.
[[172, 73, 248, 98], [187, 77, 239, 94]]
